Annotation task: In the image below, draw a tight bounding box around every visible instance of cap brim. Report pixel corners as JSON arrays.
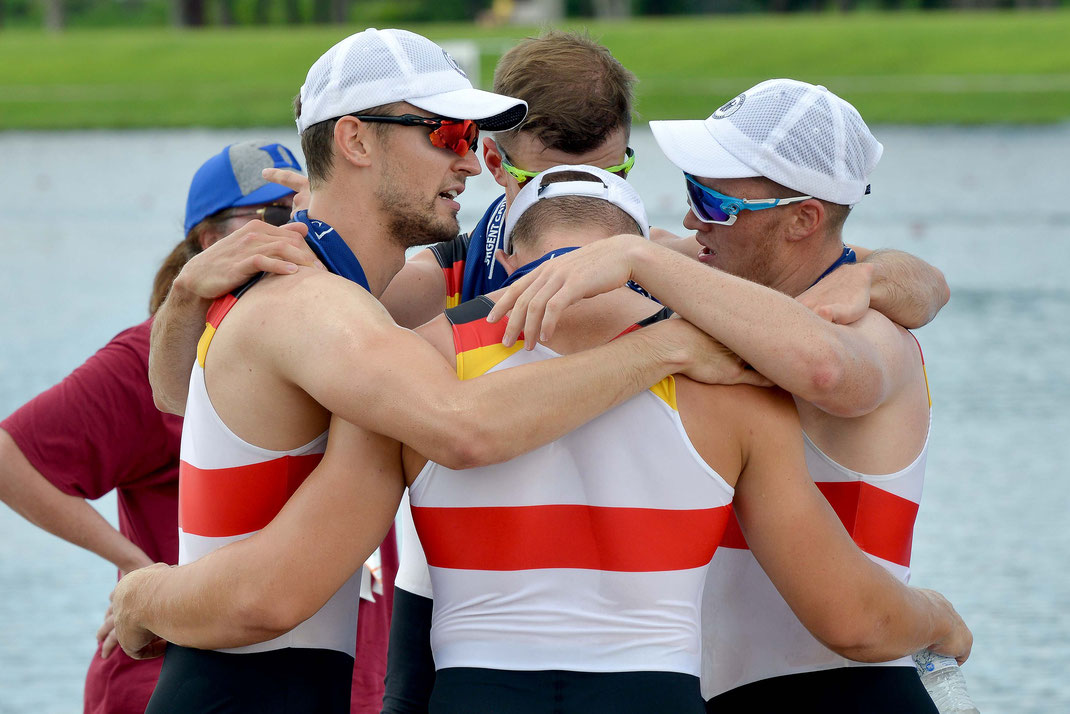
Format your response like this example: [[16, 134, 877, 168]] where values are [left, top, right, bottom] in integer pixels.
[[409, 88, 528, 132], [650, 119, 759, 179], [230, 181, 297, 209]]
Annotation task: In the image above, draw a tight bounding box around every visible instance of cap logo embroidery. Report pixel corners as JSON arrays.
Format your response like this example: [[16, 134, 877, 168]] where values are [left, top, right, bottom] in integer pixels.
[[442, 49, 467, 79], [712, 93, 745, 119]]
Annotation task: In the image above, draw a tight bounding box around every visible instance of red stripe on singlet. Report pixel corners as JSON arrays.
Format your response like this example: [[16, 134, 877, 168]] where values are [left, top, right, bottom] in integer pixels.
[[442, 260, 464, 305], [452, 312, 513, 354], [718, 482, 918, 567], [179, 453, 322, 537], [411, 503, 732, 572], [206, 293, 239, 329]]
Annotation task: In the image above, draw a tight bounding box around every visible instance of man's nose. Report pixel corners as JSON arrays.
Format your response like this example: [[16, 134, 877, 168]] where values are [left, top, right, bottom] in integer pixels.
[[456, 147, 482, 177], [682, 208, 707, 232]]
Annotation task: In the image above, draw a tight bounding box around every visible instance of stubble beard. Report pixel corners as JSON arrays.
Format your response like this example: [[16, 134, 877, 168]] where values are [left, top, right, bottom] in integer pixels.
[[375, 169, 460, 251]]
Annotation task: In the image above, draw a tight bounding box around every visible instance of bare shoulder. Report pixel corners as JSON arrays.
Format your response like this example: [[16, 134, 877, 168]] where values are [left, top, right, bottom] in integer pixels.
[[238, 269, 393, 337], [674, 379, 799, 486], [677, 377, 796, 422]]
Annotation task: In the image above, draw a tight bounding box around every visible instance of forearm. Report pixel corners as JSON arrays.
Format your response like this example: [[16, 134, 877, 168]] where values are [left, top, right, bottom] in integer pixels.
[[859, 248, 949, 328], [630, 241, 858, 405], [0, 433, 151, 573], [827, 574, 958, 663], [148, 280, 212, 415], [118, 545, 287, 650], [116, 427, 403, 651], [410, 326, 687, 469]]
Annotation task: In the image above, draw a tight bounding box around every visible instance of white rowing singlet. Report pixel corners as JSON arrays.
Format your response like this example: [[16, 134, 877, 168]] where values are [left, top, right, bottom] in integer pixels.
[[407, 299, 735, 676], [177, 293, 362, 656], [700, 411, 931, 699]]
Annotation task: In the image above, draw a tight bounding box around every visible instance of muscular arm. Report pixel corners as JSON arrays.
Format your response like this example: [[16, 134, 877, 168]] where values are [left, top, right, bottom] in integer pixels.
[[621, 240, 907, 417], [148, 220, 314, 414], [853, 246, 950, 328], [379, 248, 449, 329], [0, 430, 152, 574], [273, 272, 705, 470], [731, 389, 970, 663], [113, 416, 405, 652]]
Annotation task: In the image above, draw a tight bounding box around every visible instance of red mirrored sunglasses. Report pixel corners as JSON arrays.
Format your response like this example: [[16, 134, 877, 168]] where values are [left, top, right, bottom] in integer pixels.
[[348, 113, 479, 157]]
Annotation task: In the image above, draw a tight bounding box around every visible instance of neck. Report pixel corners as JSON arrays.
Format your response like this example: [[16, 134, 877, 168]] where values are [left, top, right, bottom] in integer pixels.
[[512, 227, 615, 267], [307, 179, 406, 298], [771, 234, 846, 298]]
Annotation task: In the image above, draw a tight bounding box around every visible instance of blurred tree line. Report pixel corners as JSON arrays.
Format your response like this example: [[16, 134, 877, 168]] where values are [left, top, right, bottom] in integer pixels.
[[1, 0, 1062, 30]]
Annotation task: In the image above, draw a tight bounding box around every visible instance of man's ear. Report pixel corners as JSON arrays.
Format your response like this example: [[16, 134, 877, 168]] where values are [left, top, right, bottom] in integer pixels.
[[786, 199, 825, 243], [495, 249, 519, 276], [334, 116, 374, 168], [483, 136, 509, 189]]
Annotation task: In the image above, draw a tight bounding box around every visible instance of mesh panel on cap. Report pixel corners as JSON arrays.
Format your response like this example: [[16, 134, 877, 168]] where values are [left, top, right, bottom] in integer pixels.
[[842, 112, 870, 179], [299, 29, 473, 130], [704, 79, 881, 204], [777, 99, 837, 180]]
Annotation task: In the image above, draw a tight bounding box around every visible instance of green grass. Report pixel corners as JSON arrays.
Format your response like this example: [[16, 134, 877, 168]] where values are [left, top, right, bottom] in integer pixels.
[[2, 10, 1069, 129]]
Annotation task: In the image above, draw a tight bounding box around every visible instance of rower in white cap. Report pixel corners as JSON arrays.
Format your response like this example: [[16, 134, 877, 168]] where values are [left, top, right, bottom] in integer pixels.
[[490, 78, 969, 713]]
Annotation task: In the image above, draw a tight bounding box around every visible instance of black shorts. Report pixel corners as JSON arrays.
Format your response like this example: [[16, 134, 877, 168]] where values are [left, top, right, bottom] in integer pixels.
[[145, 643, 354, 713], [706, 666, 937, 714], [382, 587, 437, 714], [430, 667, 704, 714]]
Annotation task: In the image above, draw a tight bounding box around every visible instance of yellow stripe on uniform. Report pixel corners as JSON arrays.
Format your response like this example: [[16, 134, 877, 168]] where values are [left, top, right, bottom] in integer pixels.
[[457, 341, 526, 380], [196, 323, 215, 369], [649, 376, 678, 410]]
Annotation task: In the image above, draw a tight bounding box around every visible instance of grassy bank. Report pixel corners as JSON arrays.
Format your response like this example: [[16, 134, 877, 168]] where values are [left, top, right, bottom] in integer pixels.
[[2, 10, 1069, 129]]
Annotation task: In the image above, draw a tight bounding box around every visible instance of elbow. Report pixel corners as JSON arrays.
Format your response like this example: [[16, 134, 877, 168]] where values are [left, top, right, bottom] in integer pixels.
[[936, 271, 951, 311], [418, 396, 502, 470], [802, 353, 861, 417], [151, 389, 184, 417], [151, 389, 176, 415], [432, 424, 498, 471], [148, 362, 182, 416], [929, 271, 951, 323], [811, 610, 897, 663], [807, 358, 845, 401], [231, 581, 307, 644], [802, 349, 883, 418]]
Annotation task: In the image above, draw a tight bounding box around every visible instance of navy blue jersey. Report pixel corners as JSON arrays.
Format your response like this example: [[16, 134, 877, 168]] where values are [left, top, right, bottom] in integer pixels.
[[429, 194, 508, 307]]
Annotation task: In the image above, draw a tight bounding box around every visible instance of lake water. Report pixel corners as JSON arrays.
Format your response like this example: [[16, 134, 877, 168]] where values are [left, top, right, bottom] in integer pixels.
[[1, 125, 1069, 712]]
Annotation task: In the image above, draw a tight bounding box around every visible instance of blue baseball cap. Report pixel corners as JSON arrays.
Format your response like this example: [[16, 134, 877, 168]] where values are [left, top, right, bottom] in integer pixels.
[[184, 140, 303, 235]]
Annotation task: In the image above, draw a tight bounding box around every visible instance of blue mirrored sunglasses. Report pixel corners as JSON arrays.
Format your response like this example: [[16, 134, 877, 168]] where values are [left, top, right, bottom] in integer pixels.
[[684, 173, 813, 226]]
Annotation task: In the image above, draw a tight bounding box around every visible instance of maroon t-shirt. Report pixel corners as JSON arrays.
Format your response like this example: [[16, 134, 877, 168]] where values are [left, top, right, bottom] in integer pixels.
[[2, 318, 397, 713]]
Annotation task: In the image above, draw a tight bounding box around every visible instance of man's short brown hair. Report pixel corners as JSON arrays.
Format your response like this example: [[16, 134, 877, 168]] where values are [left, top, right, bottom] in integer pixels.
[[493, 31, 636, 155], [509, 170, 643, 251], [294, 94, 399, 188]]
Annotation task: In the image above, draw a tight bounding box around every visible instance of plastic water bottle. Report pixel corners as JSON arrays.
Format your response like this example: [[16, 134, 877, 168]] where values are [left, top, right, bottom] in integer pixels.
[[913, 650, 980, 713]]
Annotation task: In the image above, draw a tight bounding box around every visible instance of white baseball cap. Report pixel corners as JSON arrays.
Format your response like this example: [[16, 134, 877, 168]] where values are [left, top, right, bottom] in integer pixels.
[[502, 165, 650, 253], [297, 28, 528, 134], [650, 78, 882, 205]]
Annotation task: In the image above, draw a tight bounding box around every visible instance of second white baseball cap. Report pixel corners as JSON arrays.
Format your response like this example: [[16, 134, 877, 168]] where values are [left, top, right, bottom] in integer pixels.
[[650, 78, 882, 205]]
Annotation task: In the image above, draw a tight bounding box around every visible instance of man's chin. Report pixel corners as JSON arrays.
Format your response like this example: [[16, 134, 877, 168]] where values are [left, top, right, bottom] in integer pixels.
[[390, 217, 458, 250]]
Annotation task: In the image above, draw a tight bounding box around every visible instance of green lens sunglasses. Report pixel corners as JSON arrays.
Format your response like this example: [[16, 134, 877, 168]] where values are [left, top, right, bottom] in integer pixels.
[[496, 141, 635, 184]]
